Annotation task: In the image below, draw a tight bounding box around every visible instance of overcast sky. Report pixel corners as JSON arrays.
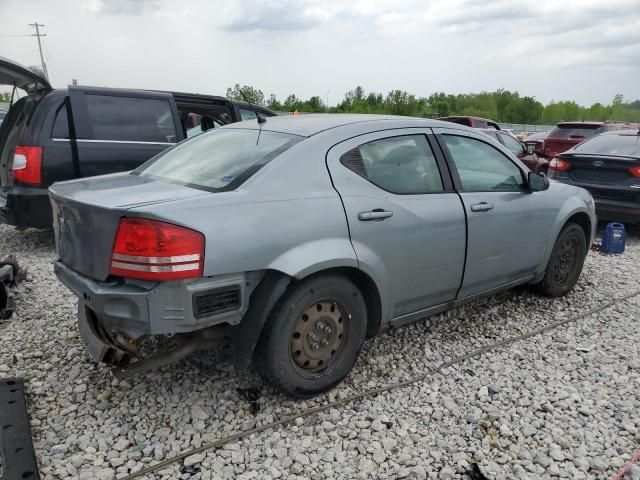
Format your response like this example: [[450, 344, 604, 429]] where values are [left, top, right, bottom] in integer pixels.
[[1, 0, 639, 106]]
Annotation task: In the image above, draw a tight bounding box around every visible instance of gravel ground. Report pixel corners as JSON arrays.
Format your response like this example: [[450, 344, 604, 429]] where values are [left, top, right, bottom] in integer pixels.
[[0, 223, 639, 480]]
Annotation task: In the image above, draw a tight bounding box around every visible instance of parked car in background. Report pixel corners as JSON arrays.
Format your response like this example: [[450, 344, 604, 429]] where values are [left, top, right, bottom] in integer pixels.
[[525, 131, 549, 154], [438, 116, 500, 130], [541, 121, 632, 159], [50, 114, 595, 397], [549, 130, 640, 223], [482, 129, 549, 173], [0, 56, 276, 229]]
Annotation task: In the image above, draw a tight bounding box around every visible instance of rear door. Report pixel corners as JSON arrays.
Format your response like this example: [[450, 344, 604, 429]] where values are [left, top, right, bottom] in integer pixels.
[[326, 128, 466, 320], [434, 127, 551, 297], [66, 86, 183, 177]]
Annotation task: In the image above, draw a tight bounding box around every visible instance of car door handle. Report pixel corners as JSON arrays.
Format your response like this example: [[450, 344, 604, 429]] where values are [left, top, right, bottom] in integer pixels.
[[358, 209, 394, 221], [470, 202, 494, 212]]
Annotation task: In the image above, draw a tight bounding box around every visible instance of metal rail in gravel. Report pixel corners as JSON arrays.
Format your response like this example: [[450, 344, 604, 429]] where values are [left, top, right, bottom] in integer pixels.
[[122, 289, 640, 480]]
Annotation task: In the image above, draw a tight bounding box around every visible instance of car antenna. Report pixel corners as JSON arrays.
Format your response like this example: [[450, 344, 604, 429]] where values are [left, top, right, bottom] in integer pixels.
[[239, 90, 266, 125]]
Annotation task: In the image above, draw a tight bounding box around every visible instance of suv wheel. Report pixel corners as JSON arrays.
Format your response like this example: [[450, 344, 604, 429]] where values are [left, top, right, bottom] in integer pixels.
[[255, 274, 367, 397], [536, 223, 587, 297]]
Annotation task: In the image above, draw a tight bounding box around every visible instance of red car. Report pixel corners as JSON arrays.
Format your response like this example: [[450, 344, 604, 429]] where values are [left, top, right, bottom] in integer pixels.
[[542, 121, 632, 159], [438, 116, 501, 130], [482, 129, 549, 174]]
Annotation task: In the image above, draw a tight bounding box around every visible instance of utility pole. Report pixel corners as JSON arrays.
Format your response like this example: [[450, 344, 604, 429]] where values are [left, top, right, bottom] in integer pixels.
[[29, 22, 48, 80]]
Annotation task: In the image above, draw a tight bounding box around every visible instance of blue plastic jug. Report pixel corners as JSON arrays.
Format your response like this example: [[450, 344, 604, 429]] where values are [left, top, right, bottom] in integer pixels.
[[601, 223, 626, 254]]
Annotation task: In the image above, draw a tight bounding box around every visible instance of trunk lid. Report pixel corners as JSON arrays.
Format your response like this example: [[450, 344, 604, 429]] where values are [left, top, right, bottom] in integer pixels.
[[0, 57, 53, 188], [559, 153, 640, 201], [0, 56, 52, 93], [49, 173, 209, 281]]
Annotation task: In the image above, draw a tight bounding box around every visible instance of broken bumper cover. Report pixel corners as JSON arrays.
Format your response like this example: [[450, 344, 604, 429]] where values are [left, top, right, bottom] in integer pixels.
[[54, 261, 258, 364]]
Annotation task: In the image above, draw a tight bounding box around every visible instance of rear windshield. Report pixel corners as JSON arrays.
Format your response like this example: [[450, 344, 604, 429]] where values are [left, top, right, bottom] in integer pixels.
[[134, 128, 302, 191], [548, 125, 601, 139], [573, 134, 640, 157]]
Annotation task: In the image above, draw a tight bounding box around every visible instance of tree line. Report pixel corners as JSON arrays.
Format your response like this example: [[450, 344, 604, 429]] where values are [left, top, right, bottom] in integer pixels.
[[226, 84, 640, 125]]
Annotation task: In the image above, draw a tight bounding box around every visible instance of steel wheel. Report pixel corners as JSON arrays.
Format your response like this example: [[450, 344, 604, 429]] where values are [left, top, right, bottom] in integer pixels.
[[290, 300, 348, 376], [553, 236, 580, 285]]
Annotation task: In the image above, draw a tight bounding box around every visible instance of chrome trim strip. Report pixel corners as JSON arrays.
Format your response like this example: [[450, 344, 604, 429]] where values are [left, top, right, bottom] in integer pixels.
[[112, 253, 200, 264], [111, 261, 200, 272], [51, 138, 175, 146]]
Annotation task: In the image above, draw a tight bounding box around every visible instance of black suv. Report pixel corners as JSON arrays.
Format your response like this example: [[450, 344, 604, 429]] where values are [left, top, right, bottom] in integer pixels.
[[0, 57, 275, 228]]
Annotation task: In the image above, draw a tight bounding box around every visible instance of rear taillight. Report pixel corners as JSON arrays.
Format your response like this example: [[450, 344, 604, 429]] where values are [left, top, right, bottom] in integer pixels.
[[109, 218, 205, 281], [549, 157, 571, 171], [12, 146, 43, 184], [630, 165, 640, 177]]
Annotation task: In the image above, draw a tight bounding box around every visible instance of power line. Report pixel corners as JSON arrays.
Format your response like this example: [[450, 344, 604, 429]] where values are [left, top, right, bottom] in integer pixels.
[[28, 22, 48, 80]]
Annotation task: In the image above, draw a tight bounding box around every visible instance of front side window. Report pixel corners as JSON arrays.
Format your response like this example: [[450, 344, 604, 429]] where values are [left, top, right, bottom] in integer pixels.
[[340, 135, 443, 194], [500, 133, 525, 155], [85, 95, 177, 143], [135, 129, 302, 191], [443, 135, 525, 191]]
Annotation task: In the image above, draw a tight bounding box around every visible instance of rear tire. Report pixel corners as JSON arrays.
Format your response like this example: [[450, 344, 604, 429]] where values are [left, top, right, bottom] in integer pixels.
[[254, 274, 367, 398], [535, 223, 587, 297]]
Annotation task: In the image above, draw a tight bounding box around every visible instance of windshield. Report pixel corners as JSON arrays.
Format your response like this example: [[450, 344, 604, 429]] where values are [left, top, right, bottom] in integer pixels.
[[134, 128, 302, 191], [548, 125, 601, 139], [572, 134, 640, 157]]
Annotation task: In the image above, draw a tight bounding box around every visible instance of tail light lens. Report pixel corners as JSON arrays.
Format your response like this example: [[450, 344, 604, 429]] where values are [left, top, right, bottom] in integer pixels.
[[13, 146, 43, 185], [630, 165, 640, 177], [549, 157, 571, 171], [110, 218, 205, 281]]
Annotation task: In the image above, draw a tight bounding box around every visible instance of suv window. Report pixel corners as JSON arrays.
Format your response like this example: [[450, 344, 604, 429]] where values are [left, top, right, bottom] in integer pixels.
[[499, 133, 524, 155], [52, 102, 69, 139], [340, 135, 443, 194], [85, 95, 177, 143], [135, 129, 301, 191], [443, 135, 525, 191]]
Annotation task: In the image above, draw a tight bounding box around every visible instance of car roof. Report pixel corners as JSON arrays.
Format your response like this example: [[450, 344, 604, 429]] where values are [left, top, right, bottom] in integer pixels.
[[223, 113, 457, 137], [556, 121, 605, 126], [600, 129, 640, 136]]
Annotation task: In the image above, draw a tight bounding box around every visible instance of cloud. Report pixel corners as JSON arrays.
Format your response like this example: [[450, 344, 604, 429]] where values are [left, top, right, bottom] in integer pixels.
[[83, 0, 160, 15], [217, 0, 331, 31]]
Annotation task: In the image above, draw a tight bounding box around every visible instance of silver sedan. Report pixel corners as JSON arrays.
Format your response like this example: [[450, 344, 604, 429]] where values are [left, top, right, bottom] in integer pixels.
[[50, 114, 596, 397]]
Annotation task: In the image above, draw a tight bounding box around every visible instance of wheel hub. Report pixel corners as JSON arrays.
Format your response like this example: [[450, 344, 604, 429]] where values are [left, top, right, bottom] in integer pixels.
[[290, 301, 346, 370], [554, 237, 578, 284]]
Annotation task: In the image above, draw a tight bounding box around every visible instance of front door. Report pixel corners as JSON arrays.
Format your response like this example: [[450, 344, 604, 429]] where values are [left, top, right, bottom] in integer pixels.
[[434, 127, 550, 297], [326, 129, 466, 321]]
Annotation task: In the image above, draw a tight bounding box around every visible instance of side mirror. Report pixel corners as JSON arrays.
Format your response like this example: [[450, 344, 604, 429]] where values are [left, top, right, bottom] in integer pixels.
[[528, 171, 549, 192]]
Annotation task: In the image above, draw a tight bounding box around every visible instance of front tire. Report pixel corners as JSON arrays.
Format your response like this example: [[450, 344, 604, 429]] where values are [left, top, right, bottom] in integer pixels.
[[536, 223, 587, 297], [254, 274, 367, 398]]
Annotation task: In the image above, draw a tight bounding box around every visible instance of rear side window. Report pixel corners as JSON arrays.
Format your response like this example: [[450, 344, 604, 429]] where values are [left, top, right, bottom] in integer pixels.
[[52, 103, 69, 138], [548, 125, 601, 139], [85, 95, 177, 143], [135, 129, 301, 191], [239, 108, 259, 121], [573, 134, 640, 157], [443, 135, 525, 191], [340, 135, 444, 194]]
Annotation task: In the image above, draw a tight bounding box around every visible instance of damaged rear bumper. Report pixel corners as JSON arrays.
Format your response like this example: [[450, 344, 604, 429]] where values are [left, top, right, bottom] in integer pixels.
[[54, 261, 263, 365]]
